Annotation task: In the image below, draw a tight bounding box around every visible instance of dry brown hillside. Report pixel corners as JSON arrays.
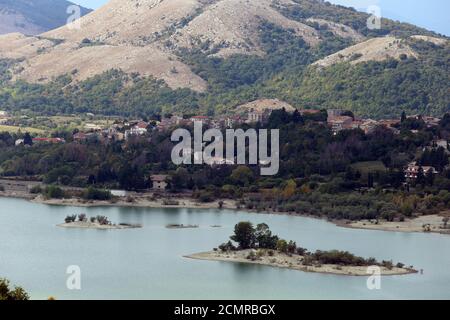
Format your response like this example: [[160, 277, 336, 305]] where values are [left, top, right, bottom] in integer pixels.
[[0, 0, 322, 90], [313, 36, 418, 67]]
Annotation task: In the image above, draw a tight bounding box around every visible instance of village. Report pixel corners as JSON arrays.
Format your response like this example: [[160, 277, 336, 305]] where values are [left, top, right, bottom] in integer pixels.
[[2, 99, 448, 187]]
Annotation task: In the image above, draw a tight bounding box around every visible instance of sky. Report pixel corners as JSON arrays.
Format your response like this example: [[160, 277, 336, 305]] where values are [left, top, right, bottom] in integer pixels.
[[72, 0, 449, 36]]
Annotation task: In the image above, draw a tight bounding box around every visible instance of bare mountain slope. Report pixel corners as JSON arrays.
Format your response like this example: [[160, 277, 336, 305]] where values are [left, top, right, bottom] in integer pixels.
[[168, 0, 320, 57], [0, 0, 322, 89], [313, 36, 419, 67]]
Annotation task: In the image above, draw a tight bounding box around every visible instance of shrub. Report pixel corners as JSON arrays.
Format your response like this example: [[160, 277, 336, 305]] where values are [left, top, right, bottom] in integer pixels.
[[276, 239, 288, 253], [44, 185, 65, 199], [96, 215, 110, 225], [198, 191, 214, 203], [64, 215, 77, 223], [83, 187, 112, 201], [382, 260, 394, 270], [296, 247, 308, 256], [218, 241, 236, 252], [287, 241, 297, 254], [246, 251, 258, 261], [29, 185, 42, 194]]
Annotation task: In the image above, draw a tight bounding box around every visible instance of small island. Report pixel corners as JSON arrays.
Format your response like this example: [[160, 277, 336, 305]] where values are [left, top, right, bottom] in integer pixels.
[[166, 224, 199, 229], [187, 222, 417, 276], [58, 214, 142, 230]]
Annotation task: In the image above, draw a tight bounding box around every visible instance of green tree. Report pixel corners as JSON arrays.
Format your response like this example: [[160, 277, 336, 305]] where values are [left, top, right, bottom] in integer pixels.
[[401, 111, 407, 123], [426, 169, 435, 186], [276, 239, 288, 253], [23, 132, 33, 146], [0, 278, 29, 300], [230, 222, 256, 249], [255, 223, 279, 249], [44, 185, 64, 199], [416, 167, 426, 187], [230, 166, 254, 187]]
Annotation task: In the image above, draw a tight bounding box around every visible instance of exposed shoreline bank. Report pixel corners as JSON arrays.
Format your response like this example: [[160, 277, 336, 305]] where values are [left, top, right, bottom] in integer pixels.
[[57, 221, 142, 230], [336, 215, 450, 235], [1, 191, 448, 236], [186, 250, 417, 277]]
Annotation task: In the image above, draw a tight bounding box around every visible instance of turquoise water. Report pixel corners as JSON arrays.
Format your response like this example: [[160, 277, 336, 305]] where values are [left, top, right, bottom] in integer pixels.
[[0, 197, 449, 300]]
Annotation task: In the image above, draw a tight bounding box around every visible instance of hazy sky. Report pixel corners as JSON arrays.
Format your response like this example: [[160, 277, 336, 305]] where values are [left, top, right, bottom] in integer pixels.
[[72, 0, 449, 36]]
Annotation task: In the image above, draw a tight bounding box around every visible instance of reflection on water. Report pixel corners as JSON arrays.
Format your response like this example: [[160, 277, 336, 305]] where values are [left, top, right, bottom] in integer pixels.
[[0, 197, 449, 300]]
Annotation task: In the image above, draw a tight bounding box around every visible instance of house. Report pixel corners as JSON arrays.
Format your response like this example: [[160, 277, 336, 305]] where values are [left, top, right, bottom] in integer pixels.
[[15, 139, 24, 146], [204, 156, 235, 166], [247, 109, 269, 123], [136, 121, 148, 129], [190, 116, 211, 126], [327, 116, 353, 134], [73, 132, 87, 142], [157, 116, 184, 131], [125, 126, 147, 140], [404, 162, 438, 180], [422, 116, 441, 127], [150, 175, 168, 191], [435, 139, 449, 151], [327, 109, 345, 118], [359, 119, 379, 134]]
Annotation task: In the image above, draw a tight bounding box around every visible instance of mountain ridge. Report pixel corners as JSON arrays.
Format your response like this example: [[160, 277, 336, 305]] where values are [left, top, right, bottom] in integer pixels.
[[0, 0, 448, 118]]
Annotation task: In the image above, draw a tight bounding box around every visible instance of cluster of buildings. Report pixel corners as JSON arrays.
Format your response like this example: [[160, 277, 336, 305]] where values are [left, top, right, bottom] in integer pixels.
[[325, 109, 399, 135], [404, 162, 438, 180], [326, 110, 442, 136]]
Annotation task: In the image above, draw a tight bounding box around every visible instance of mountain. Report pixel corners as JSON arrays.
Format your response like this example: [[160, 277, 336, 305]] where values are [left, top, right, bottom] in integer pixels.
[[0, 0, 92, 35], [0, 0, 448, 118]]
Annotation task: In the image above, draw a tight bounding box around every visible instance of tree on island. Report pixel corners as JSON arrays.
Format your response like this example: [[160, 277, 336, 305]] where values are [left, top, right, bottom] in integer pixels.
[[255, 223, 279, 249], [230, 222, 256, 249]]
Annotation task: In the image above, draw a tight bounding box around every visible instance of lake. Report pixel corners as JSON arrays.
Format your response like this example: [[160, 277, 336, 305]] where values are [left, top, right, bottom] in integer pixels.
[[0, 197, 449, 300]]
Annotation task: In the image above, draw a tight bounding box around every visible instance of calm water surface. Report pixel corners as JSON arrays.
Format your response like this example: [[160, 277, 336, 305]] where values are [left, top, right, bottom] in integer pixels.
[[0, 197, 449, 300]]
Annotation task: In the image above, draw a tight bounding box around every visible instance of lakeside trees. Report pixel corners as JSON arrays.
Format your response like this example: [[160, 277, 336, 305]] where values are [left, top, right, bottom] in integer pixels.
[[0, 278, 29, 300]]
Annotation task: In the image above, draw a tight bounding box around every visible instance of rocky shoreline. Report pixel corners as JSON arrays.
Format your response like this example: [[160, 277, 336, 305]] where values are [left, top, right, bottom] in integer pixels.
[[186, 250, 417, 277]]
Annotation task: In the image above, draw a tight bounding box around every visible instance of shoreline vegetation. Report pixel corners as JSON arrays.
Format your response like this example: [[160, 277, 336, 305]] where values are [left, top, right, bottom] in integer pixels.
[[187, 222, 417, 276], [58, 214, 142, 230], [0, 183, 449, 235]]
